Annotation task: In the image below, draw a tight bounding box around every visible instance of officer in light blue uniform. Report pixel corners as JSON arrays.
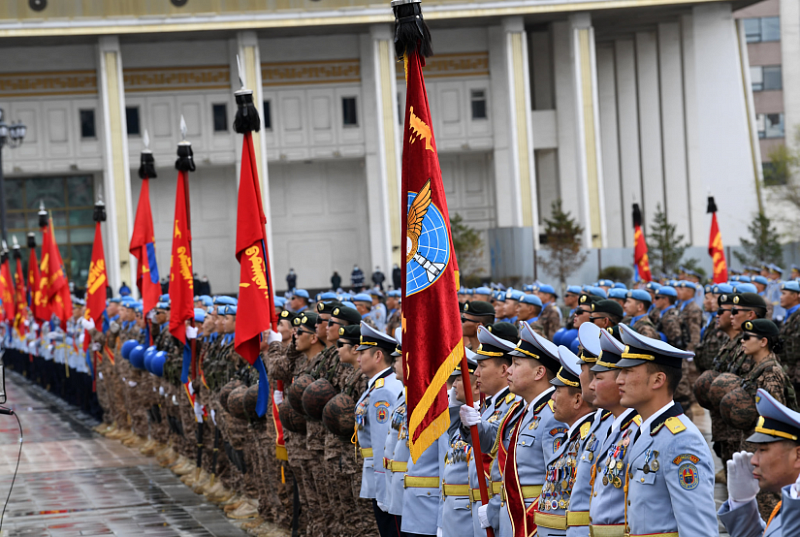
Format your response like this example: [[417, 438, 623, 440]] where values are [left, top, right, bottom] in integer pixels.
[[382, 339, 405, 520], [498, 323, 566, 537], [587, 331, 641, 535], [615, 324, 718, 537], [459, 323, 520, 537], [718, 388, 800, 537], [355, 321, 403, 537], [442, 352, 480, 537]]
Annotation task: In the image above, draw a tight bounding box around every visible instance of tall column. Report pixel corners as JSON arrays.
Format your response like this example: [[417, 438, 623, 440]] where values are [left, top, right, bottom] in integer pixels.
[[361, 25, 400, 273], [233, 32, 273, 274], [570, 13, 606, 248], [97, 36, 134, 294], [691, 3, 760, 243], [488, 18, 537, 237]]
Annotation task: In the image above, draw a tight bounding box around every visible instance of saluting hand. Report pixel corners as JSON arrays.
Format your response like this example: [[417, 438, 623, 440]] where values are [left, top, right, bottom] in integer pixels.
[[726, 451, 759, 503]]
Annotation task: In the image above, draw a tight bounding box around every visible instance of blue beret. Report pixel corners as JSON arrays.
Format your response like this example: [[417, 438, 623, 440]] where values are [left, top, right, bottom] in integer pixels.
[[587, 287, 607, 299], [539, 284, 557, 296], [465, 289, 474, 295], [474, 287, 492, 296], [214, 296, 237, 306], [520, 294, 542, 306], [738, 276, 752, 283], [121, 297, 136, 306], [494, 292, 506, 302], [294, 289, 310, 299], [388, 290, 401, 298], [608, 289, 627, 299], [134, 304, 143, 314], [319, 291, 338, 302], [109, 297, 122, 304], [353, 293, 372, 303], [156, 301, 170, 310], [677, 280, 696, 290], [655, 286, 677, 297], [458, 287, 467, 295], [627, 289, 652, 303], [522, 284, 534, 292], [341, 301, 356, 309], [274, 297, 287, 308], [566, 285, 582, 295], [782, 281, 800, 293], [733, 283, 757, 294], [221, 305, 237, 316], [645, 282, 662, 291], [194, 308, 206, 323], [711, 283, 733, 294], [159, 294, 170, 302], [597, 279, 614, 288], [507, 290, 524, 301], [753, 276, 768, 285], [614, 282, 627, 290]]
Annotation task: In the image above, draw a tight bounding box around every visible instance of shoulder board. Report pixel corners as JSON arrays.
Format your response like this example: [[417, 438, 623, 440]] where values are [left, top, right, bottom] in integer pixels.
[[664, 416, 686, 435], [633, 415, 642, 426], [580, 421, 591, 439], [375, 378, 385, 389], [601, 411, 613, 421], [505, 393, 516, 404], [547, 399, 555, 412]]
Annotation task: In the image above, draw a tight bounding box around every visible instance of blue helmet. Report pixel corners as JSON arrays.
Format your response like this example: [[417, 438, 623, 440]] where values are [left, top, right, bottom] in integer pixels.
[[121, 340, 138, 360], [150, 351, 167, 377], [129, 345, 146, 369]]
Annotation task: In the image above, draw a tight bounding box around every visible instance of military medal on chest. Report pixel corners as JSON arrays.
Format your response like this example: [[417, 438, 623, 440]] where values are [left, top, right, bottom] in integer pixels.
[[541, 438, 580, 511], [602, 431, 630, 488]]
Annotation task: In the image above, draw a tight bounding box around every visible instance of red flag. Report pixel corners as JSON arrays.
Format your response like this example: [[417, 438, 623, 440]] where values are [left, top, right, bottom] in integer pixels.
[[85, 222, 107, 326], [28, 239, 47, 322], [633, 203, 652, 282], [400, 50, 464, 462], [14, 249, 27, 336], [41, 217, 72, 325], [707, 196, 728, 283], [130, 166, 161, 315], [234, 131, 275, 365], [0, 256, 14, 322], [168, 169, 194, 344]]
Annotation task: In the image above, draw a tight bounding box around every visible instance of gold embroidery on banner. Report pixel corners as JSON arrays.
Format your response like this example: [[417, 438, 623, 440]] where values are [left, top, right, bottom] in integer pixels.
[[395, 52, 489, 79], [261, 59, 360, 87]]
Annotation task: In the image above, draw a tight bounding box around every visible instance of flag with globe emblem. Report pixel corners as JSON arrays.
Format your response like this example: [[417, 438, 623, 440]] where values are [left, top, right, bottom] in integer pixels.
[[401, 46, 464, 463]]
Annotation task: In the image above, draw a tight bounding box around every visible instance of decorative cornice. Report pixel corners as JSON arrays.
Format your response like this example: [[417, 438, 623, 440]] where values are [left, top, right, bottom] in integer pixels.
[[395, 52, 489, 79], [123, 65, 230, 93], [262, 59, 360, 87], [0, 70, 96, 98]]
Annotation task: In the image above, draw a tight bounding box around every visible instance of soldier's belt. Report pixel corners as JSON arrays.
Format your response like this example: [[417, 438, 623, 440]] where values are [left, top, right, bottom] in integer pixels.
[[626, 533, 677, 537], [501, 484, 542, 500], [490, 481, 503, 496], [383, 457, 391, 469], [442, 483, 470, 497], [589, 524, 625, 537], [566, 511, 590, 527], [535, 512, 567, 530], [275, 444, 288, 462], [360, 448, 373, 458], [391, 460, 407, 473], [403, 476, 440, 488]]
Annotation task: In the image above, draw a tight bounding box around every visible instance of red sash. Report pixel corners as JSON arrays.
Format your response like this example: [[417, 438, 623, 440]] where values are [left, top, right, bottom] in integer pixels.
[[503, 401, 538, 537], [496, 400, 523, 477]]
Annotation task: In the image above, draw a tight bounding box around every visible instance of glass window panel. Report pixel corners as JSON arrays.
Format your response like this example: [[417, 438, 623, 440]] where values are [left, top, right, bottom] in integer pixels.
[[263, 100, 272, 130], [80, 109, 96, 139], [471, 89, 487, 120], [70, 244, 92, 283], [66, 176, 93, 207], [744, 18, 761, 42], [68, 227, 94, 244], [68, 209, 93, 226], [6, 212, 27, 231], [342, 97, 358, 126], [762, 17, 780, 42], [26, 177, 64, 209], [750, 66, 763, 91], [4, 178, 24, 210], [756, 114, 766, 139], [763, 66, 782, 90], [126, 107, 140, 136], [213, 104, 228, 132], [765, 113, 784, 138]]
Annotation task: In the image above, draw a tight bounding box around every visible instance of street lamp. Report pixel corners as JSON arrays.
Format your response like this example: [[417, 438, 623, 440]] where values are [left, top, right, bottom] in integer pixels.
[[0, 108, 26, 244]]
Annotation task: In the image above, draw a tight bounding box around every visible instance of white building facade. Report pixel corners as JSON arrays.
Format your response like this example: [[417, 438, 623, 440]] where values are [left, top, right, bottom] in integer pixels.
[[0, 0, 762, 293]]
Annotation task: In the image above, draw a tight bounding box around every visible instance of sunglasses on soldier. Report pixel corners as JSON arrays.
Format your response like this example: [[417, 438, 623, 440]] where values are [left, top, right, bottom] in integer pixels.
[[297, 328, 315, 336]]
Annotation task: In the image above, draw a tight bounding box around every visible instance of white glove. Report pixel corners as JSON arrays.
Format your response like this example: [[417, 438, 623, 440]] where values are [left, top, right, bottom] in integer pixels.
[[23, 319, 29, 327], [727, 451, 759, 503], [792, 471, 800, 499], [448, 386, 459, 407], [478, 504, 490, 528], [273, 390, 284, 406], [32, 322, 39, 332], [377, 501, 388, 513], [436, 528, 443, 537], [90, 343, 100, 352], [460, 404, 481, 427], [186, 325, 199, 339], [159, 386, 165, 396], [109, 321, 120, 334], [128, 380, 137, 387], [147, 310, 156, 322], [211, 409, 217, 426], [98, 372, 103, 380], [81, 317, 95, 331], [268, 330, 281, 344]]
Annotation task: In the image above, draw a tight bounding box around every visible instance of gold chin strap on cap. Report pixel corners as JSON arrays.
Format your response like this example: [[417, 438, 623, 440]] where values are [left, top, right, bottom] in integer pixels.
[[594, 357, 619, 369], [512, 346, 539, 359], [477, 345, 503, 357], [359, 336, 377, 346], [755, 416, 799, 441], [620, 346, 655, 361], [556, 368, 580, 388]]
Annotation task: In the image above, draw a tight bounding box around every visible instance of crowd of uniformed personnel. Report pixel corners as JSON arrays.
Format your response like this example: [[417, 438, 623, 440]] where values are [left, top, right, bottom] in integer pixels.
[[5, 262, 800, 537]]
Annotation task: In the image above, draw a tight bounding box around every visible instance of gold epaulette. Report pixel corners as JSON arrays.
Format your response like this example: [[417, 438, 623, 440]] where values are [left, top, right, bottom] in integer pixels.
[[633, 415, 642, 426], [580, 421, 591, 439], [664, 417, 686, 435], [547, 399, 555, 412], [375, 378, 385, 389], [505, 393, 516, 404]]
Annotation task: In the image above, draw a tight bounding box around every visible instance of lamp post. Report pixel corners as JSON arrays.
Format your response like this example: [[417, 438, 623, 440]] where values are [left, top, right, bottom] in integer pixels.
[[0, 109, 27, 244]]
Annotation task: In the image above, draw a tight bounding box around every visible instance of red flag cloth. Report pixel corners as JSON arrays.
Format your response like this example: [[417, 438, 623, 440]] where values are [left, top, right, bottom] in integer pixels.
[[130, 177, 161, 314], [168, 170, 194, 344], [41, 219, 72, 325], [14, 256, 27, 336], [85, 222, 108, 325], [29, 246, 47, 322], [709, 212, 728, 283], [632, 203, 652, 282], [0, 259, 15, 322], [234, 132, 276, 365], [401, 51, 464, 462]]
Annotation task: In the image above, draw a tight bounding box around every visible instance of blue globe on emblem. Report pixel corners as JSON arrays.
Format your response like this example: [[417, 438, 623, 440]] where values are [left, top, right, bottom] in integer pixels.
[[406, 191, 450, 296]]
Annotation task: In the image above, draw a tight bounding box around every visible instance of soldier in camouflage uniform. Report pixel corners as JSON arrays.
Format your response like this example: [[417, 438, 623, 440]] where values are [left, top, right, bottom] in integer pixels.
[[726, 319, 798, 520], [777, 281, 800, 390], [694, 283, 730, 372], [623, 289, 659, 338], [537, 284, 561, 339], [677, 281, 703, 415], [515, 293, 544, 334], [562, 285, 581, 329], [461, 301, 495, 351]]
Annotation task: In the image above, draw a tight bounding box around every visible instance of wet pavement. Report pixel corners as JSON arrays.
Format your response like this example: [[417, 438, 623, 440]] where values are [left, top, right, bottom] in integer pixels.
[[0, 371, 252, 536]]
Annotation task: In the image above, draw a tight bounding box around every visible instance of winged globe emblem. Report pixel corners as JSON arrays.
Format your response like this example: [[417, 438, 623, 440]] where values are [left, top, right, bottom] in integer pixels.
[[406, 179, 449, 293]]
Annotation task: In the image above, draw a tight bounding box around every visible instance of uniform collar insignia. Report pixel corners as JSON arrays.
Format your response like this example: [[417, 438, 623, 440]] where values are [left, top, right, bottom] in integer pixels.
[[650, 402, 684, 435]]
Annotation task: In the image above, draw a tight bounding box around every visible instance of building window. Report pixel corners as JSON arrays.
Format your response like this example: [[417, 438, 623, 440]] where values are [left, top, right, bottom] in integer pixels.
[[744, 17, 780, 43], [263, 100, 272, 130], [126, 107, 140, 136], [212, 103, 228, 132], [4, 175, 95, 285], [763, 161, 788, 186], [79, 109, 96, 139], [757, 113, 785, 139], [342, 97, 358, 126], [471, 89, 488, 120], [751, 66, 782, 92]]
